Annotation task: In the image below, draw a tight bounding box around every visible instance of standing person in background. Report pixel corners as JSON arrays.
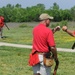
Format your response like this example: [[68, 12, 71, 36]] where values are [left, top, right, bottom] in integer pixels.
[[0, 16, 4, 38], [62, 26, 75, 37], [29, 13, 59, 75]]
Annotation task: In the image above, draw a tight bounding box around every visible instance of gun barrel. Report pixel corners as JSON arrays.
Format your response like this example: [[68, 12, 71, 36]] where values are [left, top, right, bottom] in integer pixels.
[[72, 42, 75, 49], [4, 23, 10, 30]]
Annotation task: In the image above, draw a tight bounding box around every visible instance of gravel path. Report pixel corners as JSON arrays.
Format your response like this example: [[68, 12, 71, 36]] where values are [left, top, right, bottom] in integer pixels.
[[0, 42, 75, 52]]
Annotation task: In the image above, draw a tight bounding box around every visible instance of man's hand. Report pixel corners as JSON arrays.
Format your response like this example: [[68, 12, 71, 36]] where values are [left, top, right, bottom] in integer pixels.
[[52, 26, 60, 33], [55, 26, 60, 31], [62, 26, 67, 31]]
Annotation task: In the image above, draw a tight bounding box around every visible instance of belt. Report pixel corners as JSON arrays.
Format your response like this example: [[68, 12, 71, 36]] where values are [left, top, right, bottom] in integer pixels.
[[36, 52, 45, 55]]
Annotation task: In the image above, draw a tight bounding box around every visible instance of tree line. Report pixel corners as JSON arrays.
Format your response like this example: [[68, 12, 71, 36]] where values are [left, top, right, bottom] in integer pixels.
[[0, 3, 75, 22]]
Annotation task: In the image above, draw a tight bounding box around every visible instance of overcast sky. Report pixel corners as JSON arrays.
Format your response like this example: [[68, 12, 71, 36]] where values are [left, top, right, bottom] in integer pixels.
[[0, 0, 75, 9]]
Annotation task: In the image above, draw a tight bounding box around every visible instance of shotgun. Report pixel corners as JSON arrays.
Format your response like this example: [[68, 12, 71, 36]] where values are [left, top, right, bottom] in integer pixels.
[[4, 23, 10, 30], [72, 42, 75, 49]]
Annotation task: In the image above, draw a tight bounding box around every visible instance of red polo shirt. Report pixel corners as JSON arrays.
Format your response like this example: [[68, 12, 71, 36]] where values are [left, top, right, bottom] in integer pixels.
[[32, 23, 56, 53], [0, 16, 4, 27]]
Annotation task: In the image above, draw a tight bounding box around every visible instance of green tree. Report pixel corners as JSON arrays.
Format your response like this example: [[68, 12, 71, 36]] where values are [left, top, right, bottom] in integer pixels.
[[36, 4, 45, 10], [15, 4, 21, 8], [71, 6, 75, 21], [60, 9, 72, 21], [25, 4, 45, 22], [0, 3, 74, 22], [6, 4, 13, 8], [49, 2, 60, 21], [50, 2, 59, 10]]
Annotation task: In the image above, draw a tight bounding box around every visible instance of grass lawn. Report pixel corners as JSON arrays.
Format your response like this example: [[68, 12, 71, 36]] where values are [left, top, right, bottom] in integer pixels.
[[0, 46, 32, 75], [0, 46, 75, 75], [0, 24, 33, 45], [0, 22, 75, 48], [0, 22, 75, 75]]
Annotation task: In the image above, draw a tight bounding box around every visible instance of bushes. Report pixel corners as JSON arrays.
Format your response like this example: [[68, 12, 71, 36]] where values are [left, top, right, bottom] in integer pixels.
[[51, 20, 68, 28], [0, 3, 74, 22]]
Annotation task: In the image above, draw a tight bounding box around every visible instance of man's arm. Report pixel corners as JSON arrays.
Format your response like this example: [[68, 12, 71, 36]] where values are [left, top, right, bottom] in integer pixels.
[[62, 26, 75, 37], [50, 46, 59, 75]]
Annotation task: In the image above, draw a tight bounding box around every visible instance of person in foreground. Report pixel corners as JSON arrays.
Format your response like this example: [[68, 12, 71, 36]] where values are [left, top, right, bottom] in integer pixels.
[[62, 26, 75, 37], [29, 13, 59, 75]]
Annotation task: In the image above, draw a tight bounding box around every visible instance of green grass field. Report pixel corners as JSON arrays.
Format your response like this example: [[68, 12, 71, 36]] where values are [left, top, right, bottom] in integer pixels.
[[0, 22, 75, 75], [0, 46, 32, 75], [0, 46, 75, 75], [0, 22, 75, 48]]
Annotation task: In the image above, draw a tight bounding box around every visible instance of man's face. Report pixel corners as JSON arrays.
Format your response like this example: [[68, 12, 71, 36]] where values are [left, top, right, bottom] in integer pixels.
[[46, 19, 51, 27]]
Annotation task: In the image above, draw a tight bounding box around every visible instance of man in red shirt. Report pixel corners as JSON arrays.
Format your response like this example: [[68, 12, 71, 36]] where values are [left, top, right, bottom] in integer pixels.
[[0, 16, 4, 38], [29, 13, 59, 75]]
